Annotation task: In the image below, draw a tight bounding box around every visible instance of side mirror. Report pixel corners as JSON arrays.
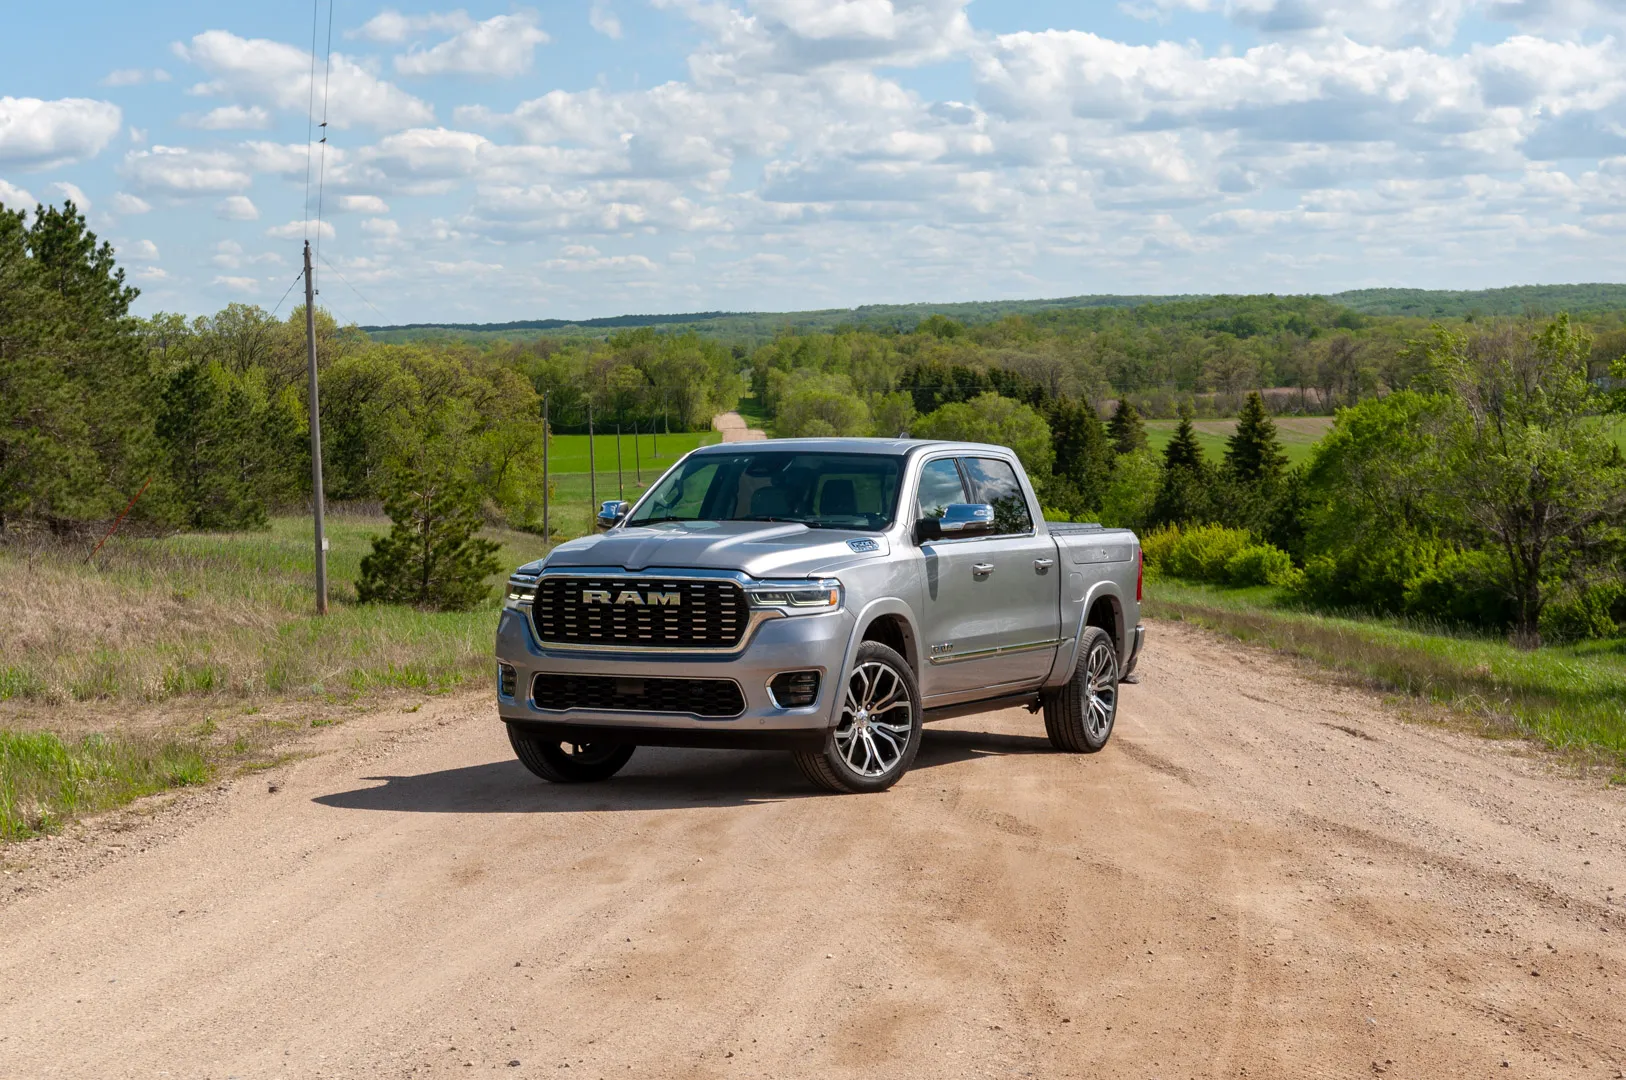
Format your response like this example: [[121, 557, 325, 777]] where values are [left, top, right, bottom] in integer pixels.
[[913, 517, 942, 545], [596, 500, 630, 530], [939, 503, 995, 536]]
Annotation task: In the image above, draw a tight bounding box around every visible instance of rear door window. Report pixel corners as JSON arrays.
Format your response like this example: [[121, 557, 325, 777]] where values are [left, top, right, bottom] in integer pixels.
[[915, 458, 967, 519], [961, 457, 1033, 535]]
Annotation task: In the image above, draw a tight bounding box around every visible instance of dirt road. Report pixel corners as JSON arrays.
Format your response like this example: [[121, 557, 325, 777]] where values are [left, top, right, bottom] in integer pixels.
[[2, 621, 1623, 1079], [712, 412, 766, 442]]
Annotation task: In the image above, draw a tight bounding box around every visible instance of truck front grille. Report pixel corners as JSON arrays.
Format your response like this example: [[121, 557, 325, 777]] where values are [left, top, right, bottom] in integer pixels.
[[532, 674, 746, 717], [532, 576, 748, 648]]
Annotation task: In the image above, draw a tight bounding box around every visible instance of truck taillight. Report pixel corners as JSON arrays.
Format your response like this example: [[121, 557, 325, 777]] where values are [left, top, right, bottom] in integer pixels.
[[1136, 549, 1143, 603]]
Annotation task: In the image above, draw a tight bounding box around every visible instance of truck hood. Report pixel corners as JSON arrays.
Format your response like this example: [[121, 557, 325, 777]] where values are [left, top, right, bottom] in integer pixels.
[[534, 520, 891, 579]]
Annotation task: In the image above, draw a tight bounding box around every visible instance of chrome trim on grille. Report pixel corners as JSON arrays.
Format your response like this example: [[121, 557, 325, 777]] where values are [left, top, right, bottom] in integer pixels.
[[525, 567, 781, 655], [927, 636, 1070, 666]]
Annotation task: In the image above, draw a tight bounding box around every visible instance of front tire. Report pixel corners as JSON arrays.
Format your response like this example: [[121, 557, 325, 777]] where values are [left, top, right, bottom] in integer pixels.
[[794, 641, 922, 794], [507, 725, 635, 783], [1043, 626, 1119, 753]]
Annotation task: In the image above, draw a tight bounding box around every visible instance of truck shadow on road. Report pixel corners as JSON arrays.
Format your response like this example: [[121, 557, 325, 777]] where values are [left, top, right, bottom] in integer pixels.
[[312, 727, 1054, 814]]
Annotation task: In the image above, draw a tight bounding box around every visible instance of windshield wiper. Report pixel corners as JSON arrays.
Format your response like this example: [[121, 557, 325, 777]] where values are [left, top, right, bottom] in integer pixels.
[[629, 516, 694, 526]]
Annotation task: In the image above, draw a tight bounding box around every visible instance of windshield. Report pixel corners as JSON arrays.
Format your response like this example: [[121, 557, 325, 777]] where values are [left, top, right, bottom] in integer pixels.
[[626, 451, 904, 531]]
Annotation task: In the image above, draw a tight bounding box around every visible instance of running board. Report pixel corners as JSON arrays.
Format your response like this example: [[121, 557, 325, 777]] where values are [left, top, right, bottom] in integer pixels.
[[923, 691, 1044, 724]]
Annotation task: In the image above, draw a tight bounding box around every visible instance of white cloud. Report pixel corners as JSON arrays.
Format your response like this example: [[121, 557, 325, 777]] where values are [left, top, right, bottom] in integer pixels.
[[361, 216, 401, 238], [126, 239, 160, 261], [186, 105, 273, 131], [338, 194, 391, 213], [265, 219, 338, 240], [50, 181, 91, 209], [394, 13, 551, 77], [216, 195, 260, 220], [0, 178, 35, 208], [122, 146, 252, 195], [0, 96, 123, 169], [212, 275, 261, 292], [112, 192, 151, 214], [131, 266, 169, 282], [175, 30, 435, 130], [1129, 0, 1475, 46], [590, 2, 624, 39], [103, 68, 172, 87], [349, 9, 474, 44]]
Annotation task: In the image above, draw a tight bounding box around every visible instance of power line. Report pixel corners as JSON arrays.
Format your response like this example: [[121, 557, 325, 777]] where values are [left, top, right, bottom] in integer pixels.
[[270, 269, 305, 319], [314, 0, 336, 286], [318, 254, 386, 323]]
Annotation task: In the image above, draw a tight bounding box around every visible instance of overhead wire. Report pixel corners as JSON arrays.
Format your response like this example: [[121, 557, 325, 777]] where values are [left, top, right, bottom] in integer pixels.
[[313, 0, 336, 288], [270, 270, 305, 319], [303, 0, 319, 244], [319, 254, 387, 324]]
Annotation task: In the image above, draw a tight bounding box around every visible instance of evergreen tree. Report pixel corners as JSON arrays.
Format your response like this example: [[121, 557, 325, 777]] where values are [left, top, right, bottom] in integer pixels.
[[1162, 404, 1205, 471], [1106, 399, 1148, 455], [1048, 395, 1114, 508], [356, 468, 502, 611], [1225, 391, 1288, 487]]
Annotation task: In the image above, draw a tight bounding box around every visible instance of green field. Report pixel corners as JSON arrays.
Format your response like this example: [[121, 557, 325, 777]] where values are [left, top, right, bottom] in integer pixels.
[[543, 430, 718, 475], [1147, 579, 1626, 769], [1143, 416, 1333, 466]]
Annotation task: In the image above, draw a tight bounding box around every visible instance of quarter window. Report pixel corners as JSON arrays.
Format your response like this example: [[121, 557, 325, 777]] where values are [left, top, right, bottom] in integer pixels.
[[961, 457, 1033, 535]]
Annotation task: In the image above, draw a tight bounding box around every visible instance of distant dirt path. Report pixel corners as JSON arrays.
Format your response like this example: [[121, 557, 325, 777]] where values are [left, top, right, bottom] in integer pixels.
[[2, 620, 1624, 1078], [712, 411, 766, 441]]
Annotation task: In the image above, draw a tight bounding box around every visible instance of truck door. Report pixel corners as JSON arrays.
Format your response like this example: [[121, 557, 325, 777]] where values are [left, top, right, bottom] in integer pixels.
[[916, 455, 1062, 705]]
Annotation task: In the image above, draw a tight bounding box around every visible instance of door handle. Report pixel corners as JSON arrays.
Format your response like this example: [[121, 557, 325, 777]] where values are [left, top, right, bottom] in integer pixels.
[[971, 562, 995, 576], [1033, 558, 1055, 571]]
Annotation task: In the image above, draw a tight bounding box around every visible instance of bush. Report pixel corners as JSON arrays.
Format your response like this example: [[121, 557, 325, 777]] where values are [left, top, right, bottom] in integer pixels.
[[1539, 583, 1623, 643], [1401, 547, 1513, 630], [1224, 543, 1300, 588], [1144, 524, 1261, 582]]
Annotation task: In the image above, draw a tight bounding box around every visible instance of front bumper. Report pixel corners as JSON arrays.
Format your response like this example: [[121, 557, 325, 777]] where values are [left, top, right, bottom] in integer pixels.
[[494, 604, 854, 746]]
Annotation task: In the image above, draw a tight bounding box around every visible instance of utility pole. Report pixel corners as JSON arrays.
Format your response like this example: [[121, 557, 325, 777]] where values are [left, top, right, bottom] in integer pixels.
[[633, 419, 641, 484], [541, 391, 550, 544], [587, 403, 596, 515], [615, 423, 624, 500], [303, 241, 328, 615]]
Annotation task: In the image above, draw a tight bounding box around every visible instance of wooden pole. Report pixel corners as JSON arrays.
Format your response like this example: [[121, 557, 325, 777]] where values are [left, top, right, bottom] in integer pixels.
[[303, 241, 328, 615], [588, 403, 596, 516], [616, 423, 624, 500], [541, 391, 550, 543]]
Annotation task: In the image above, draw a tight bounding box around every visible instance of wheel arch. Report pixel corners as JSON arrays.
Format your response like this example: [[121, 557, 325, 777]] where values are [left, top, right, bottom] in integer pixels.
[[1047, 582, 1126, 688]]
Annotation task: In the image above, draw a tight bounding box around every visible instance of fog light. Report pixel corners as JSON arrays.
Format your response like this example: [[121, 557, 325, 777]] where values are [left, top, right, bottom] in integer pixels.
[[498, 663, 517, 698], [769, 670, 820, 709]]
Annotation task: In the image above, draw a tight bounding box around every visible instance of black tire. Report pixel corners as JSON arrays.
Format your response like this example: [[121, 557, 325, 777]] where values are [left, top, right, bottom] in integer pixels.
[[507, 725, 636, 783], [1043, 626, 1119, 753], [794, 641, 922, 794]]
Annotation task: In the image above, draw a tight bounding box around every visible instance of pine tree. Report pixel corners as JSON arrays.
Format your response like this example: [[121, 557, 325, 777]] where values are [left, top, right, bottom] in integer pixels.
[[356, 468, 502, 611], [1107, 399, 1148, 455], [1225, 391, 1288, 488], [1048, 395, 1113, 506], [1162, 404, 1204, 472]]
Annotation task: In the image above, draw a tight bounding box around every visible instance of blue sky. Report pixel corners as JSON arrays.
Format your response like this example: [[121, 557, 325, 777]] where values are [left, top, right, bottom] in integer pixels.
[[5, 0, 1626, 323]]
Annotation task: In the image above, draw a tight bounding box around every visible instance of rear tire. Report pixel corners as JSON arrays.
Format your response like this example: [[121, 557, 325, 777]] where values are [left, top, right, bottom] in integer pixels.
[[1043, 626, 1119, 753], [794, 641, 921, 794], [507, 725, 635, 783]]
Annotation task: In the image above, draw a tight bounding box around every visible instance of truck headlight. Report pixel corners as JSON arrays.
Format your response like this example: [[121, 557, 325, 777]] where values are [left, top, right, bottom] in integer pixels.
[[746, 579, 842, 614]]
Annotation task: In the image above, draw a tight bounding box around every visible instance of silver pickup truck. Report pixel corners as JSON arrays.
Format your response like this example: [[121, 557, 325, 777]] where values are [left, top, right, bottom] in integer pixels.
[[495, 438, 1144, 793]]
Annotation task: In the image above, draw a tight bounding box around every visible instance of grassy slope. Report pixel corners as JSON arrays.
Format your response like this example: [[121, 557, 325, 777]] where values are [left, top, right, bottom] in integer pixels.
[[1146, 579, 1626, 770], [1143, 417, 1332, 467]]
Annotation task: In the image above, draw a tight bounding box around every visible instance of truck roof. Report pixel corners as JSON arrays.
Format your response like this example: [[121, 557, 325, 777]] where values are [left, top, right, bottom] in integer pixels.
[[690, 437, 1017, 458]]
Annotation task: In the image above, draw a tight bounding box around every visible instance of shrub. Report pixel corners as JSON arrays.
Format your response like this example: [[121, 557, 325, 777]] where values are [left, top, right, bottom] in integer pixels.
[[1538, 583, 1623, 643], [1224, 543, 1299, 588], [1401, 547, 1513, 630]]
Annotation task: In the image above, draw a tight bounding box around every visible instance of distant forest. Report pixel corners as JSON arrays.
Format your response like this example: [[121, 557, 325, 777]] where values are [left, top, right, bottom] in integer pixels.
[[360, 284, 1626, 346]]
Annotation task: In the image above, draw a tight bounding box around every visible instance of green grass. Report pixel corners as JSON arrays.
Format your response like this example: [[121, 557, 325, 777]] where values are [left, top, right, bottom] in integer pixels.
[[1, 729, 210, 841], [1145, 578, 1626, 766], [1143, 417, 1333, 467], [1610, 415, 1626, 454], [543, 430, 718, 474]]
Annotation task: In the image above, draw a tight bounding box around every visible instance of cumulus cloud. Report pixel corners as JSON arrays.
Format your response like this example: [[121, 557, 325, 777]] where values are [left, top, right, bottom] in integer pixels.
[[216, 195, 260, 220], [349, 9, 474, 44], [338, 194, 391, 213], [590, 2, 624, 39], [0, 177, 35, 208], [125, 238, 160, 261], [186, 105, 273, 130], [361, 216, 402, 238], [122, 145, 252, 195], [265, 219, 337, 240], [131, 266, 169, 283], [212, 274, 260, 292], [394, 13, 551, 77], [50, 181, 92, 209], [1128, 0, 1475, 46], [0, 96, 123, 168], [112, 192, 151, 214], [103, 68, 172, 87], [175, 30, 435, 130]]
